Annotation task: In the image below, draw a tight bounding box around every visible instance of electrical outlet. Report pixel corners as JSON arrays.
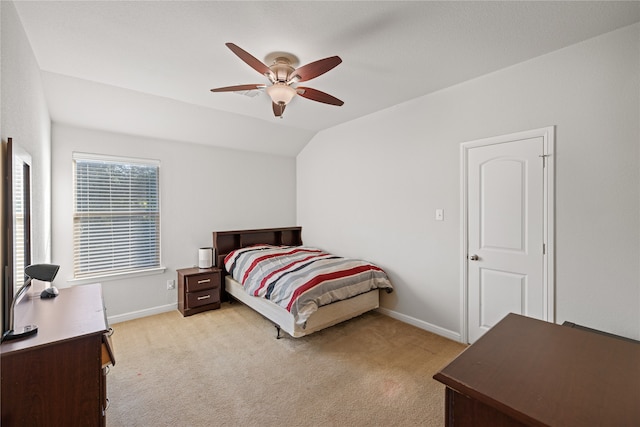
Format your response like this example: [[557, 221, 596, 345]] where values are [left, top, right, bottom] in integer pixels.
[[167, 279, 175, 290]]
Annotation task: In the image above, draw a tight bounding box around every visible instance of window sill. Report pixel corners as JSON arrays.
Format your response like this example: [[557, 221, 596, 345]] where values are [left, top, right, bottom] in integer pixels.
[[68, 266, 167, 285]]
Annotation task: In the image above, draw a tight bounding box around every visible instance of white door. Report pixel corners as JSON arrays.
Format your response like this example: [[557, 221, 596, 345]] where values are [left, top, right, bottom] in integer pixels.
[[462, 127, 554, 344]]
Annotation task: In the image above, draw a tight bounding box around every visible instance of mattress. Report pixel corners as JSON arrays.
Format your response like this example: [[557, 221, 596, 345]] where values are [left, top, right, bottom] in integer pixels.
[[224, 245, 393, 325]]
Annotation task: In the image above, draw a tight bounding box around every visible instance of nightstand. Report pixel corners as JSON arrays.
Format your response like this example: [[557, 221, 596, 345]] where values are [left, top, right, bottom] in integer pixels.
[[177, 267, 221, 316]]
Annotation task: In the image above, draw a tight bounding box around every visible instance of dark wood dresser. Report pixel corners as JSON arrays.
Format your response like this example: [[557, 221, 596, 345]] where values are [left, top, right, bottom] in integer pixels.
[[434, 313, 640, 426], [1, 283, 112, 426]]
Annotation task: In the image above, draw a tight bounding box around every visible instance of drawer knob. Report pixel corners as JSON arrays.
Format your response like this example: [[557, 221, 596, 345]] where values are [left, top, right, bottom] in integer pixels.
[[197, 279, 211, 284], [197, 295, 211, 301]]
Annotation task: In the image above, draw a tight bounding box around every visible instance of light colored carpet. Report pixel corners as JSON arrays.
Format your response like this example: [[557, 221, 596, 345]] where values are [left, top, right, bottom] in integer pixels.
[[106, 302, 466, 427]]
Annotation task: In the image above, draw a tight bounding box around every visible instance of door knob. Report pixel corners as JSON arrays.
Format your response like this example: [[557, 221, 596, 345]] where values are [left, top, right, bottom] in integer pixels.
[[469, 254, 479, 261]]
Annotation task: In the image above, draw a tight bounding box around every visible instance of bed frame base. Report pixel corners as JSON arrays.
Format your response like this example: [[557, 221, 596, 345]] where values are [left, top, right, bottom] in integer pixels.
[[226, 275, 380, 338], [229, 293, 285, 339]]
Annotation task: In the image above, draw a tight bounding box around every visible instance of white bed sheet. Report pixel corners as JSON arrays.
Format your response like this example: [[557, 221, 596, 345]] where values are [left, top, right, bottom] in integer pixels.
[[225, 275, 380, 338]]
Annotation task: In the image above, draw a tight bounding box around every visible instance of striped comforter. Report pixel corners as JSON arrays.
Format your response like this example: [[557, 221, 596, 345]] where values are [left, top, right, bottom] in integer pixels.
[[224, 245, 393, 325]]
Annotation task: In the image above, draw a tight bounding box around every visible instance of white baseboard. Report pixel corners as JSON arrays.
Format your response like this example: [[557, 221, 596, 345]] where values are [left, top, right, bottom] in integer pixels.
[[108, 303, 177, 325], [376, 307, 463, 343], [107, 303, 462, 343]]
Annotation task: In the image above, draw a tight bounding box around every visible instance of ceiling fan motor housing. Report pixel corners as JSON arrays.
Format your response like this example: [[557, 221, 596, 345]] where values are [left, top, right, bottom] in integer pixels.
[[269, 57, 296, 83]]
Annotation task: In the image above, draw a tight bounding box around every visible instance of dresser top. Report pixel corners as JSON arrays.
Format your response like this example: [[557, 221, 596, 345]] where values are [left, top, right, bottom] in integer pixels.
[[434, 313, 640, 427], [1, 283, 108, 355]]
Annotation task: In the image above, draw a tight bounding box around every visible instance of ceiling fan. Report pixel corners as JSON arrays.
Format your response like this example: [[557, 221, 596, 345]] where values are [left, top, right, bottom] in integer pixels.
[[211, 43, 344, 118]]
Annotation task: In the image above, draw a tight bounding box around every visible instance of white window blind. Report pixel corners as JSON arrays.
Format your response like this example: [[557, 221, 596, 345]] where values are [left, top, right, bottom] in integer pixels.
[[73, 154, 160, 279]]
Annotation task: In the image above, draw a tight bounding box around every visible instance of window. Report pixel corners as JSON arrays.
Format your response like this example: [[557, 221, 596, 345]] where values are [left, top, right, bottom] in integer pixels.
[[73, 153, 160, 279]]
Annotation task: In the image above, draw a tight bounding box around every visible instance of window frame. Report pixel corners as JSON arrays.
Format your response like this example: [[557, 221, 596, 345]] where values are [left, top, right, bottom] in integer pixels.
[[70, 152, 164, 283]]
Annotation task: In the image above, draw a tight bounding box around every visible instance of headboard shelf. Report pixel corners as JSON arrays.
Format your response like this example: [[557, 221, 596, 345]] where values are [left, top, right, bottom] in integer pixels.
[[212, 227, 302, 270]]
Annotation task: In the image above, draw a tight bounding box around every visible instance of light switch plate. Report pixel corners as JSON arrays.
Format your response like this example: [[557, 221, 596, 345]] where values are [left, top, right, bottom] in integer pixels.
[[435, 209, 444, 221]]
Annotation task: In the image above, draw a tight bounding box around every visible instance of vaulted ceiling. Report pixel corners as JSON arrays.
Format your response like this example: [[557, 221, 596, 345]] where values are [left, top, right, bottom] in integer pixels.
[[13, 1, 640, 156]]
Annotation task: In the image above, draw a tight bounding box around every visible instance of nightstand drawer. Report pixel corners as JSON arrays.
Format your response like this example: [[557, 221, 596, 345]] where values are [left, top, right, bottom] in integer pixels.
[[187, 288, 220, 308], [186, 272, 219, 292]]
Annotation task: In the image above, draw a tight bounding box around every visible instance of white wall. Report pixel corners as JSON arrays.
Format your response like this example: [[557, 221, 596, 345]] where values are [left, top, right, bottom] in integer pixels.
[[52, 124, 296, 322], [1, 0, 52, 265], [298, 24, 640, 341], [1, 0, 51, 331]]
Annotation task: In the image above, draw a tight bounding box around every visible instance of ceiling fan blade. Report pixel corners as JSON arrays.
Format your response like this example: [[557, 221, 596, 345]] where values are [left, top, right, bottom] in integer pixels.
[[210, 84, 265, 92], [225, 43, 272, 77], [296, 87, 344, 106], [293, 56, 342, 82], [272, 102, 286, 117]]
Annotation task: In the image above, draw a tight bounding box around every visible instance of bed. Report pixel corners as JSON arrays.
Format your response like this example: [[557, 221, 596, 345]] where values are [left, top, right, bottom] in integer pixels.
[[213, 227, 393, 338]]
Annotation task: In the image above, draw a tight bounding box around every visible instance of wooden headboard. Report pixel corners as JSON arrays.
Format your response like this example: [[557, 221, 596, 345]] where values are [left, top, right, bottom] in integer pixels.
[[212, 227, 302, 271]]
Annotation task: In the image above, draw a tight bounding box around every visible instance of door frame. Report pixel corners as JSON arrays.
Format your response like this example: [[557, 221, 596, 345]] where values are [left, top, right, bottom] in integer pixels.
[[460, 126, 555, 344]]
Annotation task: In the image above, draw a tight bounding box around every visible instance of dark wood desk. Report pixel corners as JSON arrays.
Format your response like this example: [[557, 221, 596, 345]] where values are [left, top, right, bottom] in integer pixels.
[[1, 283, 110, 426], [434, 313, 640, 426]]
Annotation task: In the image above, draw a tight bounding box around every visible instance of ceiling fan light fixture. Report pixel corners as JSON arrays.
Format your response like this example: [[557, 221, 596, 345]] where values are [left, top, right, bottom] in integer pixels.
[[266, 83, 297, 105]]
